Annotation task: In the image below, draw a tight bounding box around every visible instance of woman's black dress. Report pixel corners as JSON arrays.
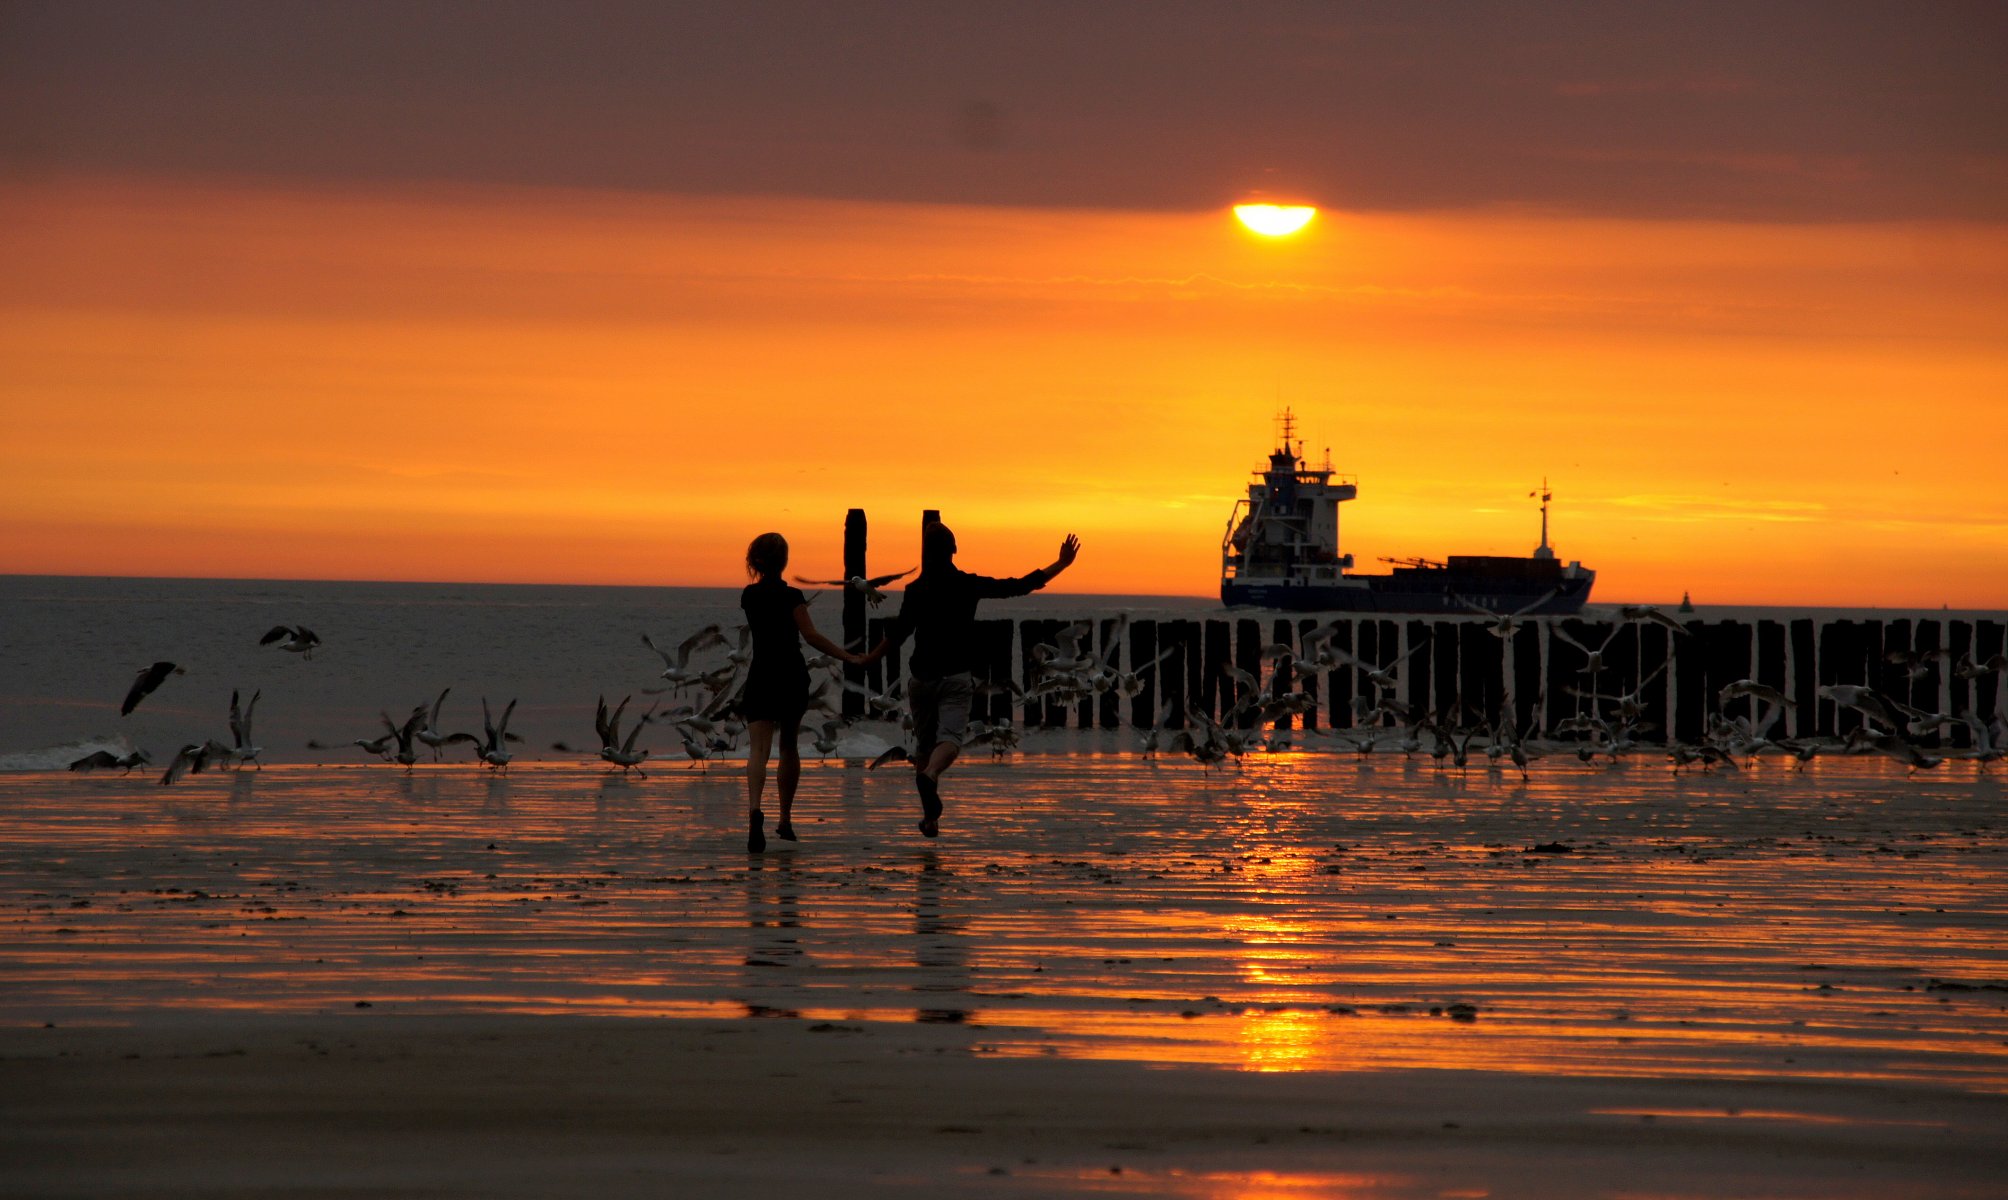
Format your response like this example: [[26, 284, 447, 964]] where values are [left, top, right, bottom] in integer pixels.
[[739, 577, 811, 724]]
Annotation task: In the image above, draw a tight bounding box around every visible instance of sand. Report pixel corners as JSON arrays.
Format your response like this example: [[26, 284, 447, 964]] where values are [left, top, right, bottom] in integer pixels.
[[3, 753, 2005, 1197]]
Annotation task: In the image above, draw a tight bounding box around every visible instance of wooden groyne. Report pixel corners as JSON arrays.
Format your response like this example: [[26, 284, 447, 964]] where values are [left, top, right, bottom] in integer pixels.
[[861, 612, 2006, 747], [838, 510, 2000, 746]]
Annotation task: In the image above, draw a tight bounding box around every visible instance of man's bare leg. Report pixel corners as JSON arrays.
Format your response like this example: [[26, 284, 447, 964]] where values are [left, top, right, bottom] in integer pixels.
[[914, 741, 959, 837]]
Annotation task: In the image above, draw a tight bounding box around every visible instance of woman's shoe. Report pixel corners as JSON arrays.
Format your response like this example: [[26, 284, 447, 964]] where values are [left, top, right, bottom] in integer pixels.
[[775, 820, 798, 841]]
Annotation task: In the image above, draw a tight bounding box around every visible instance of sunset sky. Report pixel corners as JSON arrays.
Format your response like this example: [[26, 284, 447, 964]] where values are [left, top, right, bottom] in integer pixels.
[[2, 2, 2003, 605]]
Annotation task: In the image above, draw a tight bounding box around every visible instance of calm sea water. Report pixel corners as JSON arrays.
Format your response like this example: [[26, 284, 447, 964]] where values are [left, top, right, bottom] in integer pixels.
[[0, 575, 1213, 768], [4, 575, 1998, 770]]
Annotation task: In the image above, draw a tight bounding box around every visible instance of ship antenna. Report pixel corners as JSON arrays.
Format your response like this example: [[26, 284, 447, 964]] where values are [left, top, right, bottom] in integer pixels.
[[1530, 478, 1555, 560]]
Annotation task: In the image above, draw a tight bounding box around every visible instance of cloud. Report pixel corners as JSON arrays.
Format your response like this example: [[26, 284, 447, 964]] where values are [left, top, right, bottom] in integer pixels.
[[2, 2, 2003, 221]]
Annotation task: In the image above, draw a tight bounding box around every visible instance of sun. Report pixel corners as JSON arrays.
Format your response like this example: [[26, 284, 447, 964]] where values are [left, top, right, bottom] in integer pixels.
[[1234, 204, 1316, 237]]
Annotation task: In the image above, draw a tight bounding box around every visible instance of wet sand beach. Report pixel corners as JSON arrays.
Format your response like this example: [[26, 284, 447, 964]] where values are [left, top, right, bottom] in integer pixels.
[[4, 753, 2005, 1197]]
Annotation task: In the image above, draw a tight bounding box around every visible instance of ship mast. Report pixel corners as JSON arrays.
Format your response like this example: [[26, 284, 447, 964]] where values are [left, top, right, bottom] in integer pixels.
[[1531, 478, 1555, 561]]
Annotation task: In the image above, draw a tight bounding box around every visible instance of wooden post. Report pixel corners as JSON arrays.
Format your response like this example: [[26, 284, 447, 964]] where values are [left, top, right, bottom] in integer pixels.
[[843, 508, 866, 720], [1130, 619, 1159, 728], [1329, 619, 1355, 728], [1234, 619, 1263, 728]]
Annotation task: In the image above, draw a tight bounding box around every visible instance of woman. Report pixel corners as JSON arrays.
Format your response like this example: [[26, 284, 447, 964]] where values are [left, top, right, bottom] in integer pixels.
[[740, 532, 863, 853]]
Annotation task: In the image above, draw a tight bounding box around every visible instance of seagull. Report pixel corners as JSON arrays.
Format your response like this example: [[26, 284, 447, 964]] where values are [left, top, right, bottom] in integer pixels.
[[381, 706, 429, 769], [1616, 605, 1690, 636], [1331, 641, 1423, 695], [70, 748, 151, 774], [1818, 685, 1905, 733], [259, 625, 321, 659], [159, 742, 219, 786], [1718, 679, 1795, 710], [1955, 653, 2007, 681], [868, 744, 911, 770], [1866, 734, 1943, 772], [809, 720, 845, 758], [121, 661, 185, 716], [596, 694, 654, 776], [472, 698, 518, 771], [414, 688, 454, 760], [792, 566, 917, 607], [1030, 621, 1098, 676], [227, 688, 263, 769], [1451, 586, 1562, 638], [641, 626, 726, 692]]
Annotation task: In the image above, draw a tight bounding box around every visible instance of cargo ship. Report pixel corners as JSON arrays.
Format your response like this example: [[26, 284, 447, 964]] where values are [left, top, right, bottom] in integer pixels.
[[1220, 411, 1595, 614]]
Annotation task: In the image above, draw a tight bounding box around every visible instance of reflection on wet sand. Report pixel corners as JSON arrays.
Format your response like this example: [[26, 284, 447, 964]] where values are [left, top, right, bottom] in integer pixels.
[[913, 851, 971, 1025], [0, 756, 2003, 1092]]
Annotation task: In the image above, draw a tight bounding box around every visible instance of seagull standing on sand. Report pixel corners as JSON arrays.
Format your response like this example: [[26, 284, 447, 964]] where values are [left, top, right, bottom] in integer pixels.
[[121, 661, 184, 716], [594, 694, 654, 776], [415, 687, 454, 760], [259, 625, 322, 659], [473, 698, 518, 771], [227, 689, 263, 769]]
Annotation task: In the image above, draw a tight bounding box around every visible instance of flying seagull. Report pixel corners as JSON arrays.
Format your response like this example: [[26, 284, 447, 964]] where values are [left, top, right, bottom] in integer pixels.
[[70, 748, 151, 775], [121, 661, 185, 716], [792, 566, 916, 607], [259, 625, 322, 658]]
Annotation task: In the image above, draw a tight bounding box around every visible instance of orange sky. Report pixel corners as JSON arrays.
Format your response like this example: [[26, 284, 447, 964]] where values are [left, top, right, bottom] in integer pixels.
[[2, 173, 2004, 605]]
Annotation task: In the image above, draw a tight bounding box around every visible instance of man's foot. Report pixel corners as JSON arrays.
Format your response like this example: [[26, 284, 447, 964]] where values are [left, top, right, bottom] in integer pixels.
[[748, 810, 766, 854], [915, 773, 942, 838], [775, 820, 797, 841]]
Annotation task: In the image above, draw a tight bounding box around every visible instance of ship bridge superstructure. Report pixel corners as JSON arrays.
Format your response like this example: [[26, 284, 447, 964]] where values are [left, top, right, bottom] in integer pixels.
[[1222, 409, 1358, 590]]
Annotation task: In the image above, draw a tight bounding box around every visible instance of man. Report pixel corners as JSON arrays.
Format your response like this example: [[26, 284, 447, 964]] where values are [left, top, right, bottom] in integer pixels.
[[864, 523, 1080, 837]]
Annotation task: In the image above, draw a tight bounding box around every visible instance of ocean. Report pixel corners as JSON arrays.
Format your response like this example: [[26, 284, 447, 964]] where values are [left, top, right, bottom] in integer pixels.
[[0, 575, 1214, 770], [4, 574, 2001, 772]]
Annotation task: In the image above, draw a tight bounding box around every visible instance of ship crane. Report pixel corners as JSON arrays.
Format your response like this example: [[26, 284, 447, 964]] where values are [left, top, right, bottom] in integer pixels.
[[1378, 556, 1446, 570]]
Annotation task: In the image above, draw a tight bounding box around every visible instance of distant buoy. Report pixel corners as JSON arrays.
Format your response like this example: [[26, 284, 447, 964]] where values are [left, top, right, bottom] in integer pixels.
[[1678, 591, 1694, 613]]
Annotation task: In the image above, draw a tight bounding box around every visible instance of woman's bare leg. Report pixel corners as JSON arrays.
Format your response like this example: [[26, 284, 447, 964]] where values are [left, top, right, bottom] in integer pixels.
[[745, 721, 775, 852], [775, 719, 803, 836]]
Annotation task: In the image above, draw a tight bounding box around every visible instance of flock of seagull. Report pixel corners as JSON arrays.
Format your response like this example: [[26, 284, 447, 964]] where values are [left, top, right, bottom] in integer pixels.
[[66, 602, 2006, 785]]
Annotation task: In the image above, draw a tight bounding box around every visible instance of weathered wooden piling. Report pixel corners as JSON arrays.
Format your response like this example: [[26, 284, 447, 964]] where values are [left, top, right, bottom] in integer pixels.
[[842, 508, 867, 719]]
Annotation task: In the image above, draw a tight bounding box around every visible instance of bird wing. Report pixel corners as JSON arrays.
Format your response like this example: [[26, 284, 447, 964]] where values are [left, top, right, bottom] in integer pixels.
[[429, 687, 451, 723], [621, 707, 652, 754], [1550, 625, 1591, 655], [122, 662, 172, 716], [792, 576, 846, 587], [1447, 592, 1495, 618], [1509, 586, 1564, 619], [677, 625, 725, 666], [259, 626, 294, 646], [865, 566, 917, 588], [640, 632, 677, 668], [497, 699, 517, 739], [1099, 615, 1130, 668], [235, 689, 260, 746], [1053, 621, 1093, 661], [593, 695, 612, 748], [70, 750, 121, 772], [1220, 663, 1259, 693], [867, 745, 910, 770], [159, 745, 201, 785]]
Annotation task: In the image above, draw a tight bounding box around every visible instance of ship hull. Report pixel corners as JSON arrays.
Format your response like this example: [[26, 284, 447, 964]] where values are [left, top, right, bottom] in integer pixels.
[[1223, 563, 1593, 615]]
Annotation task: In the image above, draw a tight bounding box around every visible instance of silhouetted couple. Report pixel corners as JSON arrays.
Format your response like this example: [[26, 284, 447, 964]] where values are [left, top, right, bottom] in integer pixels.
[[740, 523, 1080, 851]]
